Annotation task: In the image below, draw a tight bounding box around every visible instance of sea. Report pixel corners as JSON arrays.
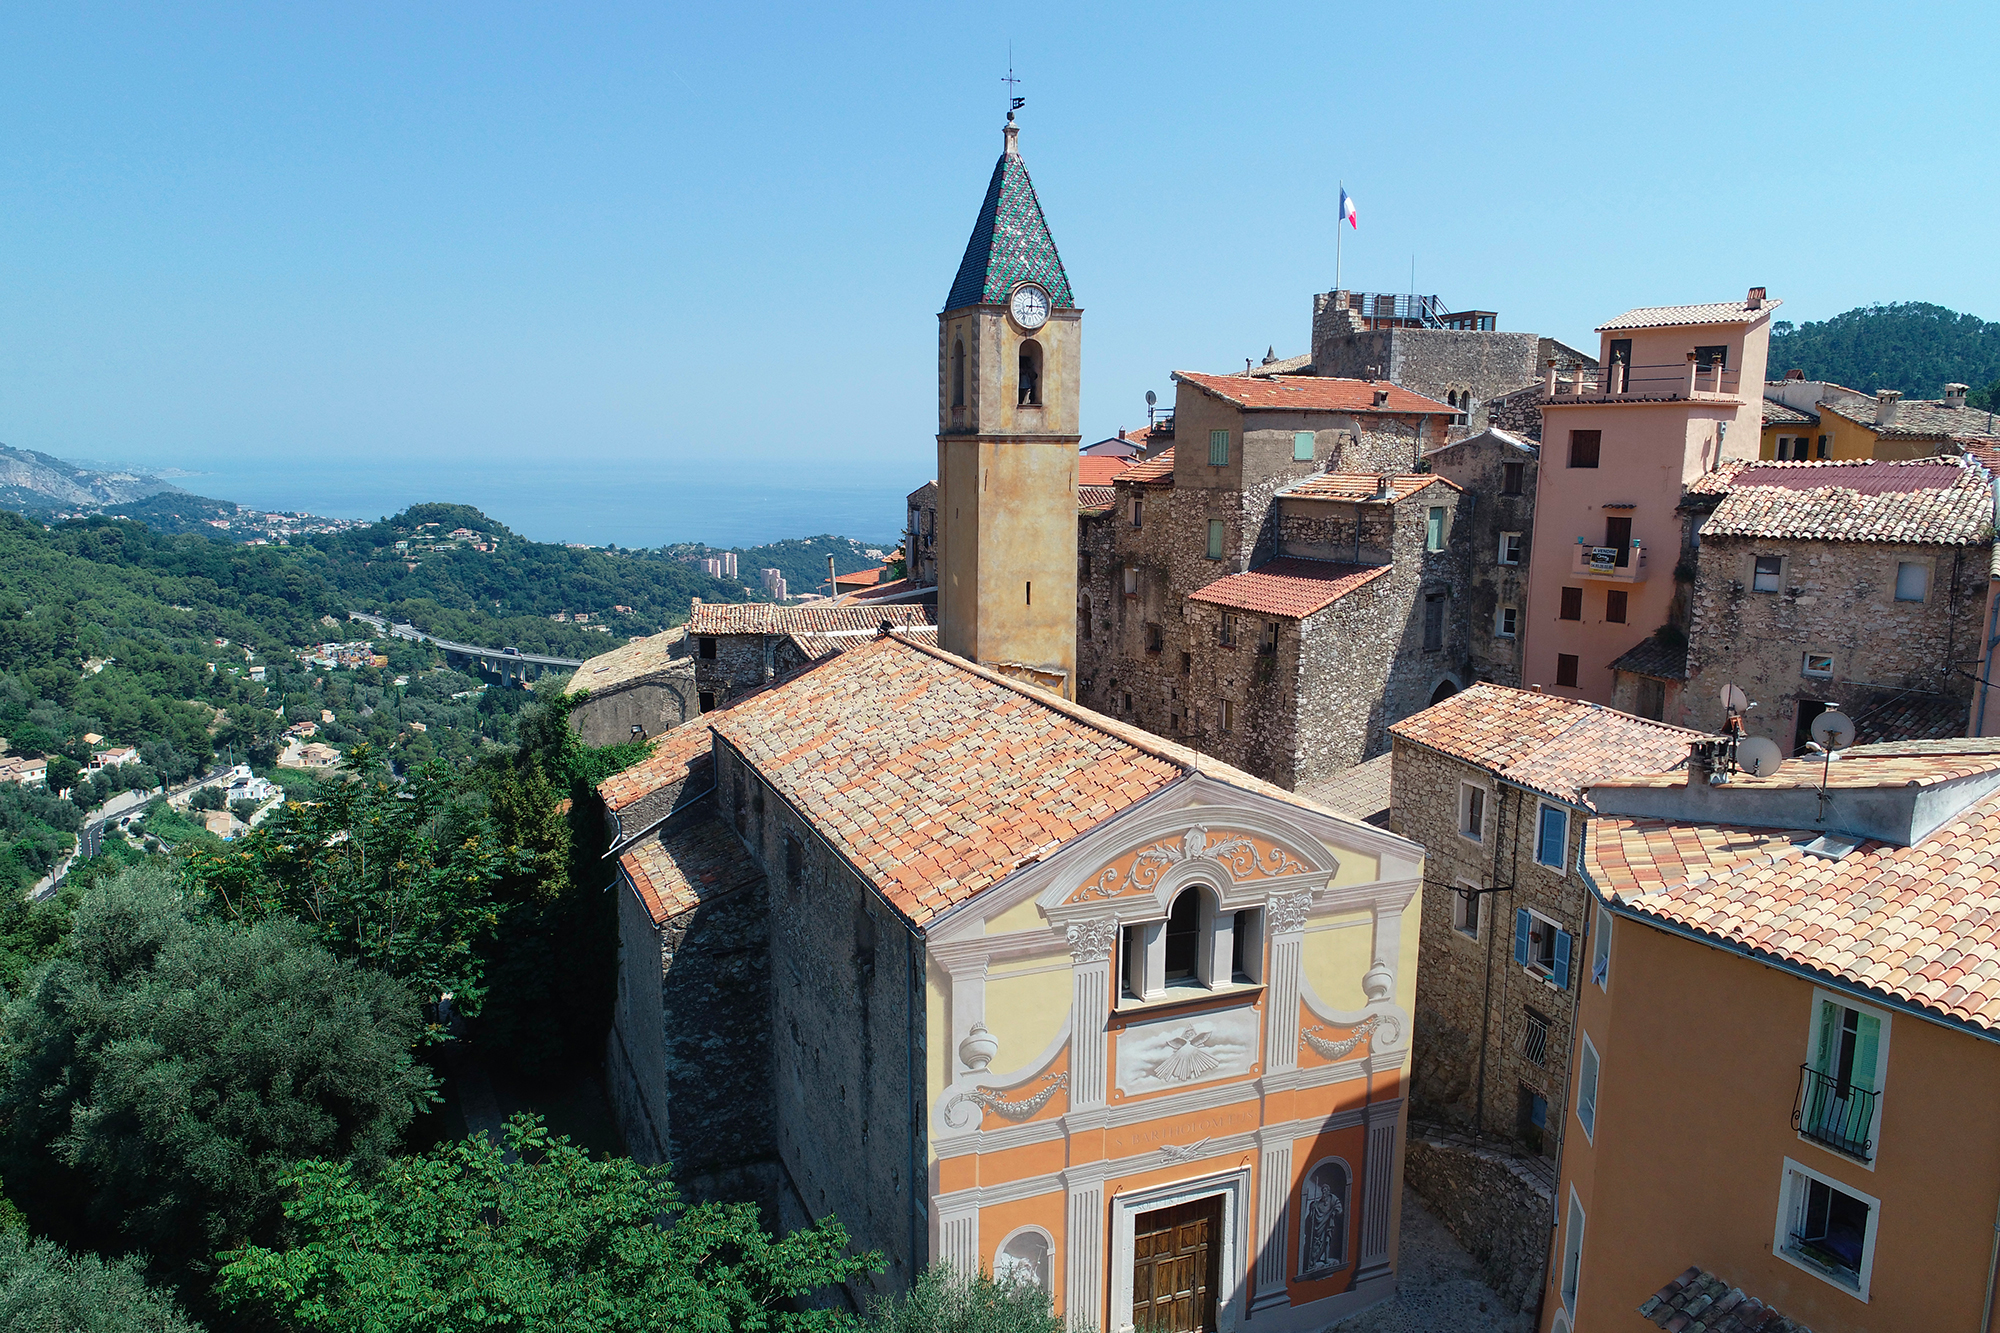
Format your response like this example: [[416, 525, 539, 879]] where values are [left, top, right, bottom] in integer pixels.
[[120, 454, 908, 550]]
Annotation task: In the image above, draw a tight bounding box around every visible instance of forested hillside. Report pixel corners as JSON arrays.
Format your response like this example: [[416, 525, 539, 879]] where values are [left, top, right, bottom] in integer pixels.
[[1769, 303, 2000, 406]]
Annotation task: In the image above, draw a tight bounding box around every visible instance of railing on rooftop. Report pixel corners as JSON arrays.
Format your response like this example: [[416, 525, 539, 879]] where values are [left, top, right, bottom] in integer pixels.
[[1542, 361, 1743, 400], [1148, 411, 1175, 437], [1792, 1063, 1877, 1162]]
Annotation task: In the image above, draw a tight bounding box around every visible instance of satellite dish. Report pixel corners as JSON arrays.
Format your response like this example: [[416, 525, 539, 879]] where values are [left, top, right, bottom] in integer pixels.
[[1811, 710, 1856, 751], [1737, 736, 1783, 777], [1719, 684, 1748, 713], [1145, 390, 1157, 407]]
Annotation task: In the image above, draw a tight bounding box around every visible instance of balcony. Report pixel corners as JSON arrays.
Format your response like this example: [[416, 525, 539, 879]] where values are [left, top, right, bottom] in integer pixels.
[[1539, 360, 1743, 405], [1792, 1064, 1877, 1162], [1570, 540, 1649, 582]]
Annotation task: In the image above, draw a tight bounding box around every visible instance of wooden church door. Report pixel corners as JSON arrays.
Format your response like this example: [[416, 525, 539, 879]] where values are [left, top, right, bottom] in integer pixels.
[[1130, 1196, 1223, 1332]]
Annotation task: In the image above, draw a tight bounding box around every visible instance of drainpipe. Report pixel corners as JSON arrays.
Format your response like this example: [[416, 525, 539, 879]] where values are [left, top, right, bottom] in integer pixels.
[[1981, 479, 2000, 736]]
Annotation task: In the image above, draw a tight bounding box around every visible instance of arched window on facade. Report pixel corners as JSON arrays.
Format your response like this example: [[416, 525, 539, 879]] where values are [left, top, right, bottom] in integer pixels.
[[1018, 340, 1043, 406], [996, 1228, 1052, 1290], [952, 339, 966, 408], [1163, 888, 1202, 983], [1298, 1158, 1352, 1278]]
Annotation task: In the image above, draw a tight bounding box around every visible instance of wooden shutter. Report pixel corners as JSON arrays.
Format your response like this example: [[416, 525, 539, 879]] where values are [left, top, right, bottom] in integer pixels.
[[1514, 909, 1531, 967], [1210, 429, 1230, 465], [1577, 1039, 1599, 1137], [1554, 930, 1572, 988], [1294, 431, 1314, 461], [1539, 806, 1565, 865], [1852, 1010, 1881, 1092], [1814, 1000, 1838, 1074]]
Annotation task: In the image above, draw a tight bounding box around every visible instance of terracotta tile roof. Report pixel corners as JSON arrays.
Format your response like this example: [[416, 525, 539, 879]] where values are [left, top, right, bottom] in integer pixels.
[[1246, 351, 1313, 378], [834, 567, 883, 590], [1593, 751, 2000, 792], [1640, 1267, 1810, 1332], [1297, 753, 1393, 828], [1589, 782, 2000, 1034], [1761, 397, 1818, 426], [1077, 484, 1118, 512], [708, 635, 1185, 925], [620, 809, 766, 928], [1692, 458, 1993, 544], [573, 626, 689, 694], [787, 625, 938, 661], [1422, 426, 1537, 459], [845, 577, 928, 603], [1278, 472, 1463, 503], [1173, 370, 1453, 415], [686, 602, 935, 637], [1953, 437, 2000, 476], [1390, 682, 1697, 806], [1609, 635, 1689, 682], [1119, 447, 1176, 484], [1821, 395, 2000, 441], [1185, 558, 1391, 620], [598, 719, 717, 814], [1853, 691, 1969, 746], [1078, 455, 1132, 486], [1596, 298, 1781, 331]]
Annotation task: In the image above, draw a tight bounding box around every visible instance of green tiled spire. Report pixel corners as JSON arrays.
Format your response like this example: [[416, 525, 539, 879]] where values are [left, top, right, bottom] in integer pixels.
[[945, 119, 1075, 312]]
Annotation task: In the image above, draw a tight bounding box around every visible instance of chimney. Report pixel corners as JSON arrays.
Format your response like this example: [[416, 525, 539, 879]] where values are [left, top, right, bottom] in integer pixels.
[[1747, 286, 1767, 310], [1945, 383, 1969, 408], [1785, 368, 1806, 381], [1373, 472, 1395, 500], [1876, 389, 1903, 428], [1373, 389, 1390, 407]]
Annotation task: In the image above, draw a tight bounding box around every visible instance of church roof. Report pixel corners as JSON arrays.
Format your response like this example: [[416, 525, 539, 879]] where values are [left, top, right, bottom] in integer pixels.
[[945, 125, 1075, 312]]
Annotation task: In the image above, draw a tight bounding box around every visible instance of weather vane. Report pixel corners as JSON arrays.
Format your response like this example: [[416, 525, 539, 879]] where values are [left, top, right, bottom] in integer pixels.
[[1003, 48, 1024, 120]]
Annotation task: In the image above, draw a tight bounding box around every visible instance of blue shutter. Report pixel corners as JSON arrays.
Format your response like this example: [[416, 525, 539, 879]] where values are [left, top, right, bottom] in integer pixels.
[[1513, 909, 1531, 967], [1554, 930, 1573, 989], [1538, 806, 1565, 867]]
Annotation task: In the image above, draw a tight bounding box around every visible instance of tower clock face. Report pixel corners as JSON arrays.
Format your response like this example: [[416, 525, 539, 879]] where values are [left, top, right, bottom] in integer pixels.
[[1009, 283, 1051, 331]]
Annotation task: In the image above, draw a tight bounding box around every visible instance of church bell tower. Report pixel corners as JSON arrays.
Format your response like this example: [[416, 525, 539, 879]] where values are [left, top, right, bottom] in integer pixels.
[[936, 112, 1080, 696]]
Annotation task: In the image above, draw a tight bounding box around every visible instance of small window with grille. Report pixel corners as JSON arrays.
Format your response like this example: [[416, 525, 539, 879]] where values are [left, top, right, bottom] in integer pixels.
[[1517, 1008, 1551, 1066]]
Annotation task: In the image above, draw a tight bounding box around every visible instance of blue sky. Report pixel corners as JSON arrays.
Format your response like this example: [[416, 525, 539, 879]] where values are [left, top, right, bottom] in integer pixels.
[[2, 2, 1994, 545]]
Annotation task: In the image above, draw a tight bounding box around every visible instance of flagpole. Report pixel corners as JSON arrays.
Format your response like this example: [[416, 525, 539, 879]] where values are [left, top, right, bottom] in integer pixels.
[[1335, 181, 1343, 293]]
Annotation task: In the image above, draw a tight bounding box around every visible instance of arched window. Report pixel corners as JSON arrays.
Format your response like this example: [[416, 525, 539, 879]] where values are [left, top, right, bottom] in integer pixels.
[[1430, 678, 1459, 706], [1298, 1158, 1353, 1278], [1018, 340, 1043, 406], [1164, 888, 1202, 982], [995, 1227, 1052, 1290], [952, 339, 965, 408]]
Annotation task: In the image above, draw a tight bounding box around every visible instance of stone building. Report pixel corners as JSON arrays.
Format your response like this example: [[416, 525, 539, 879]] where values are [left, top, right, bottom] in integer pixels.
[[1655, 457, 1994, 748], [566, 627, 694, 745], [906, 480, 938, 588], [1424, 428, 1541, 688], [686, 600, 937, 712], [1075, 372, 1476, 791], [603, 629, 1427, 1329]]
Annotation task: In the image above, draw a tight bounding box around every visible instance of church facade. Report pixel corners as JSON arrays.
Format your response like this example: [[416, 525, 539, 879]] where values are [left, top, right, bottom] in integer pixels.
[[601, 115, 1425, 1333]]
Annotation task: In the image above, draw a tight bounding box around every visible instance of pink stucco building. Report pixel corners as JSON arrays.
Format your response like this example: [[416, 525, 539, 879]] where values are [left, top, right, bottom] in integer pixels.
[[1521, 290, 1779, 706]]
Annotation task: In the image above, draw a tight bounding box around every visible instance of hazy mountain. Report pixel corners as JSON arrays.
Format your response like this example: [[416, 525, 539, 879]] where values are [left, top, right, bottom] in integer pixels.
[[1769, 303, 2000, 406], [0, 443, 179, 511]]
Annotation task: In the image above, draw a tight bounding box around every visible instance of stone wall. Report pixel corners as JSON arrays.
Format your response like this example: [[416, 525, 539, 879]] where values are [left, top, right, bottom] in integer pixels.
[[1486, 383, 1545, 442], [571, 662, 697, 746], [1404, 1126, 1552, 1314], [1308, 308, 1543, 438], [1427, 431, 1540, 688], [695, 633, 778, 710], [1684, 533, 1990, 739]]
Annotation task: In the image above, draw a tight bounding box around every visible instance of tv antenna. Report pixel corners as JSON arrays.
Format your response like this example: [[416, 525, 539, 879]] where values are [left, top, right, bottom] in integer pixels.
[[1002, 48, 1025, 119]]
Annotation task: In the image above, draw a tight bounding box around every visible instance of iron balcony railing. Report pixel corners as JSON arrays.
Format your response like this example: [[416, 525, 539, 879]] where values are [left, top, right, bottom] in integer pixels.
[[1792, 1064, 1877, 1161]]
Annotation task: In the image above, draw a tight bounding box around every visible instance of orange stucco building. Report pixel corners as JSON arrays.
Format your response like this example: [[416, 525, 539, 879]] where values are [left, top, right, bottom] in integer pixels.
[[1540, 734, 2000, 1332]]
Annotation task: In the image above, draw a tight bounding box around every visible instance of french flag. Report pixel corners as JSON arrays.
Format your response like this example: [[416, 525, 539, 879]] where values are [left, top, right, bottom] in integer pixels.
[[1339, 186, 1358, 229]]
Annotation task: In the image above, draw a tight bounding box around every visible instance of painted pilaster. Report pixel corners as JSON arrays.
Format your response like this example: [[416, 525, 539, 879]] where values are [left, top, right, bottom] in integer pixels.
[[1263, 890, 1313, 1073], [937, 1203, 980, 1277], [1355, 1107, 1400, 1283], [1066, 1179, 1106, 1332], [1251, 1134, 1294, 1312], [1066, 918, 1116, 1107]]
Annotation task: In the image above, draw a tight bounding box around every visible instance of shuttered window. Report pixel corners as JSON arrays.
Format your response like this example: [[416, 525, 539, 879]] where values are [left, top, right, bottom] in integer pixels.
[[1293, 430, 1315, 461], [1209, 429, 1231, 465], [1575, 1034, 1600, 1141], [1536, 805, 1568, 868], [1207, 519, 1225, 560]]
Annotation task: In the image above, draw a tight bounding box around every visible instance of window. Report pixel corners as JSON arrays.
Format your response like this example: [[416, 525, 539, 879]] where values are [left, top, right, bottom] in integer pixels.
[[1025, 581, 1031, 604], [1515, 907, 1572, 986], [1458, 783, 1486, 841], [1146, 622, 1164, 653], [698, 636, 717, 660], [1559, 587, 1582, 621], [1803, 652, 1834, 679], [784, 834, 803, 882], [1895, 561, 1928, 602], [1694, 344, 1728, 369], [1207, 519, 1225, 560], [1555, 654, 1579, 687], [1568, 430, 1601, 468], [1535, 805, 1569, 870], [1497, 606, 1518, 638], [1180, 651, 1191, 676], [1606, 590, 1628, 624], [1753, 555, 1782, 592], [1220, 699, 1235, 732], [1560, 1190, 1585, 1316], [1218, 613, 1236, 646], [1502, 461, 1524, 495], [1293, 430, 1315, 461], [1453, 887, 1481, 939], [1124, 565, 1138, 596], [1777, 1159, 1880, 1298], [951, 338, 965, 407], [1018, 340, 1043, 406], [1604, 516, 1632, 567], [1498, 532, 1523, 565], [1231, 908, 1262, 981], [1131, 496, 1143, 528], [1817, 433, 1830, 459], [1258, 620, 1277, 655], [1423, 594, 1445, 651], [1164, 889, 1200, 984], [1122, 692, 1133, 714], [1426, 507, 1446, 551], [1080, 595, 1092, 639], [1636, 677, 1665, 721], [1209, 429, 1230, 466], [698, 691, 716, 712], [1575, 1033, 1600, 1142], [1801, 993, 1888, 1163], [1516, 1008, 1550, 1065], [1591, 904, 1611, 989]]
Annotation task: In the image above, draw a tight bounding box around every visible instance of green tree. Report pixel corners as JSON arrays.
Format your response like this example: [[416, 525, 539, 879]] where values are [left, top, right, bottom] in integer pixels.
[[180, 744, 511, 1019], [190, 785, 225, 811], [863, 1265, 1064, 1333], [0, 1229, 202, 1333], [218, 1114, 877, 1333], [0, 866, 436, 1273]]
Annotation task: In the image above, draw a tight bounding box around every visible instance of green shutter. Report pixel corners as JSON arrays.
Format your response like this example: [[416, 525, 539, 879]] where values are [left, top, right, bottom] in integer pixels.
[[1814, 1000, 1838, 1074], [1293, 431, 1315, 461], [1852, 1010, 1881, 1092], [1210, 429, 1230, 466], [1208, 520, 1224, 560]]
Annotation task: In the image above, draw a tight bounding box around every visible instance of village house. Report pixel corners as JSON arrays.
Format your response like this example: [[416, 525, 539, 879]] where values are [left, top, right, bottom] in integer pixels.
[[1546, 735, 2000, 1333], [566, 625, 696, 746], [1383, 685, 1694, 1307], [1523, 291, 1779, 703], [685, 600, 937, 713], [1653, 457, 1994, 746], [1423, 427, 1541, 688]]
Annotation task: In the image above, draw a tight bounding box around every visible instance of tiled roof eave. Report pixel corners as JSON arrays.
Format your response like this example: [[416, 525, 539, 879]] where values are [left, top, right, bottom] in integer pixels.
[[1389, 728, 1593, 811]]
